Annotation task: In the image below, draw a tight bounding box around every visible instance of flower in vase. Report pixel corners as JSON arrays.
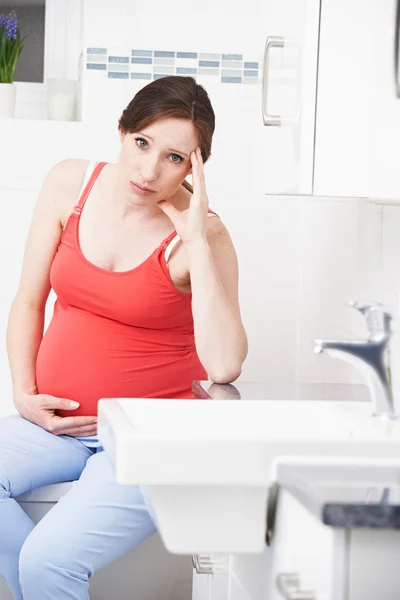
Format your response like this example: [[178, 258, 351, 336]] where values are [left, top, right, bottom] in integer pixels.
[[0, 11, 25, 84]]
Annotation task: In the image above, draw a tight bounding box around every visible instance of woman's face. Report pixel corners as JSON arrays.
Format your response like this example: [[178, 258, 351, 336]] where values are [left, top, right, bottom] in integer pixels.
[[118, 117, 199, 205]]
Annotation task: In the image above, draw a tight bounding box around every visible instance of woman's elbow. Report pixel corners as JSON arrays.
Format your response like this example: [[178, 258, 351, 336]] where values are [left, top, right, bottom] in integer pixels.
[[204, 336, 248, 384], [208, 365, 243, 385]]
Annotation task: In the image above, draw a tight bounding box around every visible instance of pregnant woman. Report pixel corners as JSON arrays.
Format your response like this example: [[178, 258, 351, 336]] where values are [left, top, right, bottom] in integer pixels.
[[0, 75, 247, 599]]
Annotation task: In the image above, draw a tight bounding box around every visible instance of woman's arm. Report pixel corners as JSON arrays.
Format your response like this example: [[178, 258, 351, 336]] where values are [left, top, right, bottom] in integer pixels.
[[7, 158, 101, 435], [185, 219, 248, 383], [7, 159, 86, 402], [157, 147, 248, 383], [7, 163, 64, 399]]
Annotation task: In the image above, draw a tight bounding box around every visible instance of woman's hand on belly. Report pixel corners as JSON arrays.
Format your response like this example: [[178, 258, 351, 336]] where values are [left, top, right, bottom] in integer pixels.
[[14, 392, 98, 436]]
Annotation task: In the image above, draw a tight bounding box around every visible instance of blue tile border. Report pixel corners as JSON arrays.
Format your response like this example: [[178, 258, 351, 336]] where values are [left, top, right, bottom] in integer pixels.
[[222, 54, 242, 61], [131, 72, 152, 79], [131, 57, 152, 64], [87, 63, 107, 70], [108, 72, 129, 79], [177, 52, 198, 59], [86, 47, 260, 84], [109, 56, 129, 63], [244, 70, 258, 77], [87, 47, 107, 54], [154, 57, 175, 65], [154, 51, 175, 58], [199, 60, 219, 68], [198, 68, 219, 76], [177, 67, 197, 75], [132, 49, 152, 57], [221, 76, 242, 83]]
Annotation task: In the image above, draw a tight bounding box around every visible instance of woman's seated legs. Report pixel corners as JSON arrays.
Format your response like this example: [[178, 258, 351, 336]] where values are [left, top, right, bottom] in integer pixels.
[[19, 450, 156, 600], [0, 415, 93, 600]]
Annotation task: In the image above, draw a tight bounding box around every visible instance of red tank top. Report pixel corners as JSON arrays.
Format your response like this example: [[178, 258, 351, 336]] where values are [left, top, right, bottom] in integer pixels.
[[35, 161, 210, 417]]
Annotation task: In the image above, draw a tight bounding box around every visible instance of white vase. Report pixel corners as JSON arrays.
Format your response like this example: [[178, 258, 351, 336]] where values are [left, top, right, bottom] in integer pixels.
[[0, 83, 16, 118], [46, 79, 77, 121]]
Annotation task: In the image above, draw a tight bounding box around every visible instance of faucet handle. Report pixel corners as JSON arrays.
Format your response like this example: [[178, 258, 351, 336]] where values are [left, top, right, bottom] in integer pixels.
[[349, 300, 392, 337]]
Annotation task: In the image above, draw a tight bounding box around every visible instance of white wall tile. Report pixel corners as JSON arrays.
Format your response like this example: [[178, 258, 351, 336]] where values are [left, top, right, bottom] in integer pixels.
[[295, 197, 382, 383], [297, 198, 381, 325], [225, 195, 302, 383], [380, 204, 400, 314], [84, 0, 131, 48]]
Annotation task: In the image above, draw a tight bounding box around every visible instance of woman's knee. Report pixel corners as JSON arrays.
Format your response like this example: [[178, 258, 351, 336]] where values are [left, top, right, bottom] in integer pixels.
[[19, 531, 48, 582], [19, 529, 89, 589]]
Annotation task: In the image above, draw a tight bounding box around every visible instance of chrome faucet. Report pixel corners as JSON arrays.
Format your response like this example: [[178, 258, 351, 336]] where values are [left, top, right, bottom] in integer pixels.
[[313, 301, 398, 419]]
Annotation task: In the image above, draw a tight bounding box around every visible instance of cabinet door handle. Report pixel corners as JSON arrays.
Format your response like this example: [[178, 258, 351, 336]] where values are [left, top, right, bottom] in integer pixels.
[[276, 573, 316, 600], [395, 0, 400, 97], [192, 554, 229, 575], [262, 36, 284, 126], [192, 554, 213, 575]]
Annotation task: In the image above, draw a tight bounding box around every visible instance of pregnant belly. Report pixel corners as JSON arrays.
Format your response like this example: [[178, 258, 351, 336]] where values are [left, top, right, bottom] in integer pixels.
[[36, 310, 204, 416]]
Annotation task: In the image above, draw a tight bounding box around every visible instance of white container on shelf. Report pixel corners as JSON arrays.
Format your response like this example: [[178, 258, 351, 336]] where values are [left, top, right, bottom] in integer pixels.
[[46, 78, 77, 121], [0, 83, 16, 118]]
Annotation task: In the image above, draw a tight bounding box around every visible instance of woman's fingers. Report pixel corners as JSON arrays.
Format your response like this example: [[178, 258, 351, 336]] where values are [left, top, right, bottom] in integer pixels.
[[60, 425, 98, 437]]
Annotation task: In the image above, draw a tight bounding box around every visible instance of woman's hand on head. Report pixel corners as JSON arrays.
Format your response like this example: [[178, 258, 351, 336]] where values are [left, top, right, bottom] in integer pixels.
[[14, 392, 98, 437], [157, 146, 209, 244]]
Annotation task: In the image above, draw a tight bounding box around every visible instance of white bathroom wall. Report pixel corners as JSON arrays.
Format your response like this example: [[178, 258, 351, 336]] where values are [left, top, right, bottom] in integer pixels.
[[379, 203, 400, 311], [294, 196, 383, 384], [238, 194, 384, 386]]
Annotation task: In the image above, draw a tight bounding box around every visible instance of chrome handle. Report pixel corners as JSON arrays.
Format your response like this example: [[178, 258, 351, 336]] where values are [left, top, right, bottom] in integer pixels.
[[276, 573, 316, 600], [349, 300, 392, 337], [192, 554, 213, 575], [262, 36, 284, 126], [349, 300, 383, 313], [192, 554, 229, 575], [395, 0, 400, 97]]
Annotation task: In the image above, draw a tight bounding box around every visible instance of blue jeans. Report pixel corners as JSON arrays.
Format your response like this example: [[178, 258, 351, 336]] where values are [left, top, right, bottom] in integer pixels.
[[0, 415, 156, 600]]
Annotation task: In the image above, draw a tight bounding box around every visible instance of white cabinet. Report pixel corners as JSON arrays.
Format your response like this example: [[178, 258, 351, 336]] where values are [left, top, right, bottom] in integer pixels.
[[314, 0, 400, 201], [266, 488, 400, 600], [266, 488, 341, 600], [255, 0, 320, 195]]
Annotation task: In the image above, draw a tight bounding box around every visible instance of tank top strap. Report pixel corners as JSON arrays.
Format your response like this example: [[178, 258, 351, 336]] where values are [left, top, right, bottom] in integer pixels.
[[73, 161, 107, 216]]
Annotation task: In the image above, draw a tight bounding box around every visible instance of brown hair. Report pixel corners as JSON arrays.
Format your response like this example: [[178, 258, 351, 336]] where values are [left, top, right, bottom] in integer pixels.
[[118, 76, 215, 193]]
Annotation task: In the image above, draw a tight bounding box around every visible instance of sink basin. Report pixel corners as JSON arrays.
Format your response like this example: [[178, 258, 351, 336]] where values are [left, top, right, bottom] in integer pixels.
[[97, 398, 400, 553]]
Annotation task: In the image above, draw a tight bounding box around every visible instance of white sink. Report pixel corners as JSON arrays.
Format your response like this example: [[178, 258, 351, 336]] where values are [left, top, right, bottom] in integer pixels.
[[97, 398, 400, 554]]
